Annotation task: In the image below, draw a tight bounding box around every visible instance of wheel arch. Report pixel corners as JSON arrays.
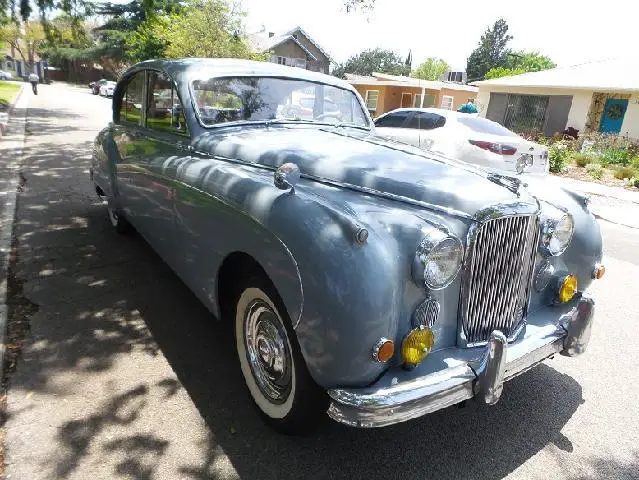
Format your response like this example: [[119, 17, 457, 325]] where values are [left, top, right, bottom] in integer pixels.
[[215, 249, 304, 330]]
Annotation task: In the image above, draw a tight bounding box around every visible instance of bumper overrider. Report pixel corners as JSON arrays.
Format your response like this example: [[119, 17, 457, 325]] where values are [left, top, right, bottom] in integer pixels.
[[327, 294, 595, 428]]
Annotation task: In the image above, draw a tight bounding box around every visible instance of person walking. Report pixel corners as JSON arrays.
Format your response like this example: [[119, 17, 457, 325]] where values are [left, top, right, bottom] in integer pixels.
[[457, 98, 479, 114], [29, 72, 39, 95]]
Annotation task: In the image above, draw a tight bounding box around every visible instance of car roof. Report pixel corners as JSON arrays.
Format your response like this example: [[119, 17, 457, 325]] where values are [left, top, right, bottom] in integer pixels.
[[122, 58, 356, 92]]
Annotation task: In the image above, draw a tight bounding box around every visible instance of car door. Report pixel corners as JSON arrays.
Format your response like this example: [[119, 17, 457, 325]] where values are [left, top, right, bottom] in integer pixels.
[[111, 71, 146, 226], [135, 70, 192, 267]]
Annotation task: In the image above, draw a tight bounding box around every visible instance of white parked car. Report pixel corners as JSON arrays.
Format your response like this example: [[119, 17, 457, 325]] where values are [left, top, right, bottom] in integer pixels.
[[374, 108, 549, 176], [0, 70, 13, 80], [99, 81, 117, 97]]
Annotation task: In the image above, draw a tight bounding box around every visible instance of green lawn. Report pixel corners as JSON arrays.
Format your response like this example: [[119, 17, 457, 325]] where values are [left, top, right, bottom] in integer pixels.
[[0, 81, 22, 110]]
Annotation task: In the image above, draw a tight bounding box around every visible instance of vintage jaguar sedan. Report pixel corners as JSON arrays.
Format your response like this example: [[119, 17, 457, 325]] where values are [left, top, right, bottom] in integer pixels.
[[90, 58, 604, 434]]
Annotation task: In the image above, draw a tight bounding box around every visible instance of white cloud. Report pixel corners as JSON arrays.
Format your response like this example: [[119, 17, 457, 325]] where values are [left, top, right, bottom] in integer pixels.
[[240, 0, 638, 69]]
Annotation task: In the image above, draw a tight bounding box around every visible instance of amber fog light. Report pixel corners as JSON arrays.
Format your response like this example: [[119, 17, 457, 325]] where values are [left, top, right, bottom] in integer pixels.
[[558, 274, 578, 303], [592, 264, 605, 280], [372, 338, 395, 363], [401, 326, 434, 368]]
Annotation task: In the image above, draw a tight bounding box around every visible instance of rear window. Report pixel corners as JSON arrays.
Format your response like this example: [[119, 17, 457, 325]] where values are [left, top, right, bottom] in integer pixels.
[[457, 116, 518, 137]]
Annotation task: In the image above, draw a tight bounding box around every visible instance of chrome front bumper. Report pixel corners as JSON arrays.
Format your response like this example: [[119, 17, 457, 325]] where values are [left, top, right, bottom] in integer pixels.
[[327, 294, 594, 428]]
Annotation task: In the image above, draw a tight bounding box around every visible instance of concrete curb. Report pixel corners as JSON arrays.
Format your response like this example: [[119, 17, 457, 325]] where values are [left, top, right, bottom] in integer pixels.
[[0, 85, 29, 382]]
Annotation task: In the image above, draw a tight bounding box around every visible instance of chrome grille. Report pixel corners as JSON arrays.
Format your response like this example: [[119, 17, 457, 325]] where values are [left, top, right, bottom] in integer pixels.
[[461, 215, 539, 345]]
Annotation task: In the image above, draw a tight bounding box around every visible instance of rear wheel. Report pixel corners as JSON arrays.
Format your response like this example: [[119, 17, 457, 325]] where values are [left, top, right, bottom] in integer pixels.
[[234, 276, 327, 434]]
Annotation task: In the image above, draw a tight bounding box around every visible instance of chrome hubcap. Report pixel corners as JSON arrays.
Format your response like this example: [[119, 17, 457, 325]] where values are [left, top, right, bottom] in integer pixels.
[[244, 300, 292, 404]]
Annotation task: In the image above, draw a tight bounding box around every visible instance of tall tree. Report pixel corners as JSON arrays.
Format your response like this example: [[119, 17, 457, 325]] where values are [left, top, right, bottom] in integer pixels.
[[466, 18, 512, 81], [412, 57, 449, 81], [343, 0, 375, 12], [485, 51, 556, 79], [507, 50, 555, 71], [0, 20, 46, 70], [332, 48, 410, 78], [127, 0, 265, 62]]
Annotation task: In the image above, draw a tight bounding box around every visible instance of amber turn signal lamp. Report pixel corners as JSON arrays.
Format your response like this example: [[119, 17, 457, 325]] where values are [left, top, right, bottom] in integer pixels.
[[372, 338, 395, 363], [592, 264, 605, 280], [558, 274, 578, 303]]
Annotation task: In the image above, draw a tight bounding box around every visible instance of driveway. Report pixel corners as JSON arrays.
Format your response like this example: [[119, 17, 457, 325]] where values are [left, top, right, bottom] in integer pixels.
[[2, 83, 638, 480]]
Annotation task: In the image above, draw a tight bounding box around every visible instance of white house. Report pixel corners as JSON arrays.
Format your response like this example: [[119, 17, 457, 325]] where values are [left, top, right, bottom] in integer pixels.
[[473, 58, 639, 138]]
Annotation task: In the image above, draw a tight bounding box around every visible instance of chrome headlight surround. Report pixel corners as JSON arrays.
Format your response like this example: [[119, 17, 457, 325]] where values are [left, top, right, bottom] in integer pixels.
[[412, 230, 464, 290], [540, 212, 574, 256]]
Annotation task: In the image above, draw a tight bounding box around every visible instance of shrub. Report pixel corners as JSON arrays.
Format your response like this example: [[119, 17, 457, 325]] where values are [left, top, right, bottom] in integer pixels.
[[548, 142, 570, 173], [598, 148, 631, 167], [613, 166, 636, 180], [571, 152, 598, 168], [585, 163, 603, 180], [633, 177, 639, 189], [631, 155, 639, 170]]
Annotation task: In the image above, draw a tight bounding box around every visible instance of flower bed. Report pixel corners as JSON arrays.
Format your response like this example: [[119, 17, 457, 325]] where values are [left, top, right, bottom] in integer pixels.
[[522, 132, 639, 190]]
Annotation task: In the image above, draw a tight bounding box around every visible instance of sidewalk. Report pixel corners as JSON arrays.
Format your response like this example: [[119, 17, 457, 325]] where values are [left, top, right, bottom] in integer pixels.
[[548, 176, 639, 229]]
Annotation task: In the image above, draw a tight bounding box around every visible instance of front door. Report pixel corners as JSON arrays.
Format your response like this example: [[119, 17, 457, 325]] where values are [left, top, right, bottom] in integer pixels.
[[599, 98, 628, 134]]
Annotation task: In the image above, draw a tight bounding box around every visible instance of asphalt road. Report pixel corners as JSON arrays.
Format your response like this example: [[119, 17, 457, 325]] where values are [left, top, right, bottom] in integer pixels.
[[2, 83, 639, 480]]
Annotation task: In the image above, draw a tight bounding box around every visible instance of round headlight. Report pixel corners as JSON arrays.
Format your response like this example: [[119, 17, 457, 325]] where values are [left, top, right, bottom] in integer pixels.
[[541, 213, 574, 256], [413, 232, 464, 289]]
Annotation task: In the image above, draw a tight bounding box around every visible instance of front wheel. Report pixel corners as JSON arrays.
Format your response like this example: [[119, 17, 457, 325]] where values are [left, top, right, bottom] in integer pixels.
[[107, 204, 132, 234], [234, 277, 327, 434]]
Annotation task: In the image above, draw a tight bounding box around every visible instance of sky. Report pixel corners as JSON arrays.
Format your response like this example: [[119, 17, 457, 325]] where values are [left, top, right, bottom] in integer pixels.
[[240, 0, 637, 70]]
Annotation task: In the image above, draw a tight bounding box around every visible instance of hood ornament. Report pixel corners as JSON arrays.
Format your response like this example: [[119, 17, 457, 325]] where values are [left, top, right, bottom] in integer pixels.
[[486, 173, 526, 195]]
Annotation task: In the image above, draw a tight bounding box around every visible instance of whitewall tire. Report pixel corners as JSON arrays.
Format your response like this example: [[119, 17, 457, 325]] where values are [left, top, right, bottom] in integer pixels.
[[234, 277, 327, 434], [107, 204, 131, 234]]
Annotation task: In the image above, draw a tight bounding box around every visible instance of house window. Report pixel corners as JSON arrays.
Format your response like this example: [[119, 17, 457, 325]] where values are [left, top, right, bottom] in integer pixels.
[[440, 95, 454, 110], [413, 94, 435, 108], [365, 90, 379, 111], [503, 94, 550, 133]]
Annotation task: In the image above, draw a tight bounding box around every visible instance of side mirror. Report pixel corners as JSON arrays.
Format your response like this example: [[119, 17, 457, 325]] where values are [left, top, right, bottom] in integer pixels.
[[274, 163, 301, 192]]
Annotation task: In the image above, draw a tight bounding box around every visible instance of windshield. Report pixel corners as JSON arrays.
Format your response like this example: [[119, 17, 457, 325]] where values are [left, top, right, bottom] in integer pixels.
[[456, 116, 519, 137], [191, 76, 370, 128]]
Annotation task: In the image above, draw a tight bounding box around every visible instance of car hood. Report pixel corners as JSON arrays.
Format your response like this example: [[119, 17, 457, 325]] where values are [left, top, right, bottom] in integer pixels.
[[193, 126, 537, 219]]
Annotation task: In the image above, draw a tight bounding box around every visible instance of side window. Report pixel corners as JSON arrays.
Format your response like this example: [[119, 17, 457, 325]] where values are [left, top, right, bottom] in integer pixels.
[[146, 71, 188, 135], [408, 112, 447, 130], [374, 112, 410, 128], [119, 72, 144, 125]]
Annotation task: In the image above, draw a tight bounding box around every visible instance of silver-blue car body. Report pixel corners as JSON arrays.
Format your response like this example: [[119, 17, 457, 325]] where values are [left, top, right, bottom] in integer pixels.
[[90, 58, 603, 433]]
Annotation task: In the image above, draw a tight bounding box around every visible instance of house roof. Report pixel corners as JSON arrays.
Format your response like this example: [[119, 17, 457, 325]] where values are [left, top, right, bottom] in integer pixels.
[[345, 72, 478, 92], [247, 26, 331, 62], [473, 58, 639, 92]]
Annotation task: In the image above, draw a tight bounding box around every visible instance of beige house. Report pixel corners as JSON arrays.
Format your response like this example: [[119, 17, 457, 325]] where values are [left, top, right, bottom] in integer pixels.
[[473, 58, 639, 138], [346, 72, 478, 118], [249, 26, 331, 74]]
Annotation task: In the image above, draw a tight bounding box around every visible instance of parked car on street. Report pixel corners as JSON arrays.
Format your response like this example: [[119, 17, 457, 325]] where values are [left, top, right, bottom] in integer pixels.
[[91, 58, 603, 434], [374, 108, 550, 176], [99, 80, 116, 97], [0, 70, 13, 80], [89, 79, 109, 95]]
